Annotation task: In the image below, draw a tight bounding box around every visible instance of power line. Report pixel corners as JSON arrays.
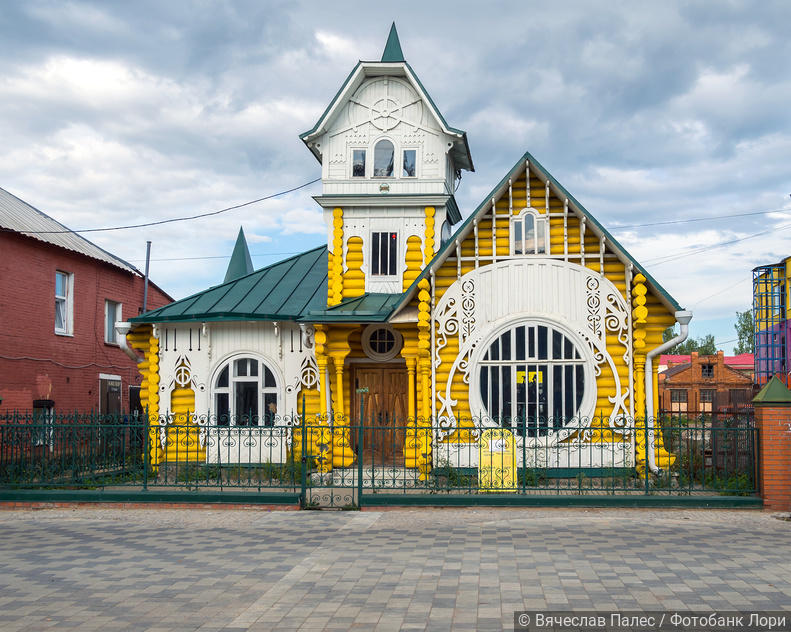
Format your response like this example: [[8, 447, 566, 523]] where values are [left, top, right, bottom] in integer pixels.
[[644, 222, 791, 266], [2, 178, 321, 235], [610, 207, 791, 231], [691, 277, 750, 310], [126, 251, 307, 263]]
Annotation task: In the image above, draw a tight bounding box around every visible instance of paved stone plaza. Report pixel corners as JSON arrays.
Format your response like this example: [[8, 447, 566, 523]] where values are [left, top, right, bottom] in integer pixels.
[[0, 507, 789, 631]]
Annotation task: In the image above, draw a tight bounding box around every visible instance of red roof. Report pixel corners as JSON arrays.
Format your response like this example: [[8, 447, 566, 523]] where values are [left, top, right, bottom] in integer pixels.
[[659, 353, 754, 368], [725, 353, 754, 368]]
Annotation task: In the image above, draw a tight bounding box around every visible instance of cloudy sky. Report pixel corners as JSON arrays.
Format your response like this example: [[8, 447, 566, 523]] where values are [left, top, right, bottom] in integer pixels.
[[2, 0, 789, 351]]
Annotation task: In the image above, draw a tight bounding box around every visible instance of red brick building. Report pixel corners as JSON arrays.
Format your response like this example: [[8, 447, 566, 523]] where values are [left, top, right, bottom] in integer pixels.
[[658, 350, 755, 415], [0, 187, 172, 415]]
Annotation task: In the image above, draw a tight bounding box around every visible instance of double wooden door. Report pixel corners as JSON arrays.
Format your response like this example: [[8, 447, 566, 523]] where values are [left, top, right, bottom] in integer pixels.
[[352, 364, 409, 465]]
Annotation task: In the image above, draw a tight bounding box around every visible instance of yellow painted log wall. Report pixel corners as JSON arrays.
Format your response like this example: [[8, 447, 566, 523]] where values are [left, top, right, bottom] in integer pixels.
[[431, 167, 675, 434]]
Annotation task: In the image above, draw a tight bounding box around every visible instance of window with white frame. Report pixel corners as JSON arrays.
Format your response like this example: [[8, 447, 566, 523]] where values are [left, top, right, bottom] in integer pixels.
[[402, 149, 416, 177], [351, 141, 417, 179], [371, 231, 398, 276], [213, 357, 280, 426], [511, 209, 547, 255], [55, 271, 73, 335], [352, 149, 366, 177], [105, 300, 122, 344], [373, 139, 395, 177], [477, 323, 586, 437]]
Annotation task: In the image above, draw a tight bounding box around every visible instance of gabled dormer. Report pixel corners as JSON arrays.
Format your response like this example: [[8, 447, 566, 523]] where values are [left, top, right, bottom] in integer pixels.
[[301, 25, 474, 304]]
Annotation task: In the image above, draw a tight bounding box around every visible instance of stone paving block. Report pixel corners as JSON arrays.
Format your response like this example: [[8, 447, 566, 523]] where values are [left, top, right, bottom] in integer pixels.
[[2, 509, 791, 630]]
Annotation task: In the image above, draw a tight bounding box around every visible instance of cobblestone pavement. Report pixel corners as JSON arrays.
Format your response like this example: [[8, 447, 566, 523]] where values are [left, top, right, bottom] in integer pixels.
[[0, 507, 789, 631]]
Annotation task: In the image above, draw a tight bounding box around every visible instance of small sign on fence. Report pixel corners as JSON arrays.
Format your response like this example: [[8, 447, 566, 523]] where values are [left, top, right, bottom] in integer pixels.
[[479, 428, 517, 491]]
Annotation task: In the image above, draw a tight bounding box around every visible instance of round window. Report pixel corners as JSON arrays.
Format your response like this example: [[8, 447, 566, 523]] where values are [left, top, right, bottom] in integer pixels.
[[362, 325, 402, 361]]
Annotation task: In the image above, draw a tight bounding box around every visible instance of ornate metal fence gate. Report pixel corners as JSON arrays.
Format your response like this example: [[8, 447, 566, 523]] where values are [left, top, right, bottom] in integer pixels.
[[0, 410, 760, 508]]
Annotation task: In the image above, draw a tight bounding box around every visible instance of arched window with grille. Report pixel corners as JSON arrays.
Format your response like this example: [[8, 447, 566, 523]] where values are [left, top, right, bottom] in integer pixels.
[[212, 356, 280, 426], [476, 323, 587, 437]]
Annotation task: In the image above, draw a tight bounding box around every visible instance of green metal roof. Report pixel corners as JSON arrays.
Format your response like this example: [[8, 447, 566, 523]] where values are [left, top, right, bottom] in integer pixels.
[[131, 246, 328, 324], [305, 293, 402, 323], [381, 23, 404, 62], [224, 227, 254, 283], [753, 376, 791, 404]]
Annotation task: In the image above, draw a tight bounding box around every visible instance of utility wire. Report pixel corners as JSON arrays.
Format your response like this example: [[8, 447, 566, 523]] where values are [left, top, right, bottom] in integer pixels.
[[644, 222, 791, 266], [2, 178, 321, 235], [610, 207, 791, 231], [691, 277, 750, 311]]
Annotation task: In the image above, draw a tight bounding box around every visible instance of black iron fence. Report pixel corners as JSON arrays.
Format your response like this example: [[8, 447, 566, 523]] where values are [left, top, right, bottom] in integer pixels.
[[0, 410, 758, 506]]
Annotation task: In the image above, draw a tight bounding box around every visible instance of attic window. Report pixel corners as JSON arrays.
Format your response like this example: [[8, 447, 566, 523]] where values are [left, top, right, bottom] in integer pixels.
[[702, 364, 714, 378], [352, 150, 366, 177], [373, 140, 394, 177], [512, 209, 547, 255], [402, 149, 416, 177]]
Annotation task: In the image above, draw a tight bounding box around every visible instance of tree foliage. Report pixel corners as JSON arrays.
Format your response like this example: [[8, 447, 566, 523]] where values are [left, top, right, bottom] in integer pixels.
[[733, 310, 754, 355], [662, 327, 717, 355]]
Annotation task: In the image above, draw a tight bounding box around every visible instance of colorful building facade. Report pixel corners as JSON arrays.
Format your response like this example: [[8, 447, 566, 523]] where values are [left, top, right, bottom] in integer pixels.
[[127, 26, 687, 475], [753, 258, 791, 386]]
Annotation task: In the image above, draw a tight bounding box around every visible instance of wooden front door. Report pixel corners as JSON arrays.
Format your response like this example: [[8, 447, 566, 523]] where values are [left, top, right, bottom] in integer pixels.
[[352, 364, 409, 465]]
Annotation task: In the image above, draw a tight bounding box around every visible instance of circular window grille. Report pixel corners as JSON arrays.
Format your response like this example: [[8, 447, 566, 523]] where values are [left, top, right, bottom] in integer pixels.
[[362, 325, 402, 361]]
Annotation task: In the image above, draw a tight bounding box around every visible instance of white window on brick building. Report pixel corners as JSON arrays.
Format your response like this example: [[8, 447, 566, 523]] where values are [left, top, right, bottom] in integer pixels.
[[105, 300, 122, 344], [55, 271, 73, 335]]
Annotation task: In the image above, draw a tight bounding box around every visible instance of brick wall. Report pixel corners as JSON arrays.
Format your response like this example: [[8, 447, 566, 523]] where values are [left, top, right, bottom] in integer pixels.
[[754, 403, 791, 511], [0, 232, 172, 412], [658, 350, 754, 414]]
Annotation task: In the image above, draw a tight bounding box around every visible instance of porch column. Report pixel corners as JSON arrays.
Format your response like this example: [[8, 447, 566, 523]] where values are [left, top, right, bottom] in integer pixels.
[[406, 357, 417, 422], [314, 326, 329, 418], [328, 327, 354, 469]]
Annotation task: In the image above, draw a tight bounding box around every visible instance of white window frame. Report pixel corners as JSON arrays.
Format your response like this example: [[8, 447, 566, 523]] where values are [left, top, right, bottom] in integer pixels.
[[211, 355, 281, 427], [401, 147, 418, 178], [350, 140, 418, 180], [55, 271, 73, 335], [511, 208, 548, 256], [369, 230, 399, 278], [372, 138, 395, 178], [105, 300, 122, 344], [351, 147, 367, 178]]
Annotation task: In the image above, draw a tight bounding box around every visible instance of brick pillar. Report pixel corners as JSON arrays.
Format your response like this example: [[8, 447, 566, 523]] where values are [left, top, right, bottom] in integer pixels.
[[753, 377, 791, 511]]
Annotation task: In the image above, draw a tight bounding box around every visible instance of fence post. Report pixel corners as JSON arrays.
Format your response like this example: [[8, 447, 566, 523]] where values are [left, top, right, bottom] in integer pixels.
[[644, 416, 649, 493], [143, 408, 149, 492], [753, 377, 791, 511], [357, 390, 367, 505], [300, 395, 307, 509]]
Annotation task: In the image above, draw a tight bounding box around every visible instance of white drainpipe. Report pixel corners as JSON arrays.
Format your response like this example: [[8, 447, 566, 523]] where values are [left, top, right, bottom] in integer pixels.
[[115, 322, 144, 364], [644, 310, 693, 474]]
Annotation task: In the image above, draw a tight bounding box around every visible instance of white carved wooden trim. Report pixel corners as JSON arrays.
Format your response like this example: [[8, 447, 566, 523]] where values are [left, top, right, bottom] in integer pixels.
[[432, 259, 631, 440]]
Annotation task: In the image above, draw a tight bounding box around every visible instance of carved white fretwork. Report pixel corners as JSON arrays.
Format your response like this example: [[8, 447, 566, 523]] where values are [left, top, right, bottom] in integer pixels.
[[433, 259, 631, 441]]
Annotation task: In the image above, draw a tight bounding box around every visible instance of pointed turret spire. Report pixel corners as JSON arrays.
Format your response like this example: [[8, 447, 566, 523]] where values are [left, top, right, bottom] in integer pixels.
[[381, 22, 405, 62], [224, 227, 254, 283]]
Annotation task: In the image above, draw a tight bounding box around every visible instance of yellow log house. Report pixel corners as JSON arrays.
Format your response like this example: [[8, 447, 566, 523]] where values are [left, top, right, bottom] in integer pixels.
[[126, 25, 687, 478]]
